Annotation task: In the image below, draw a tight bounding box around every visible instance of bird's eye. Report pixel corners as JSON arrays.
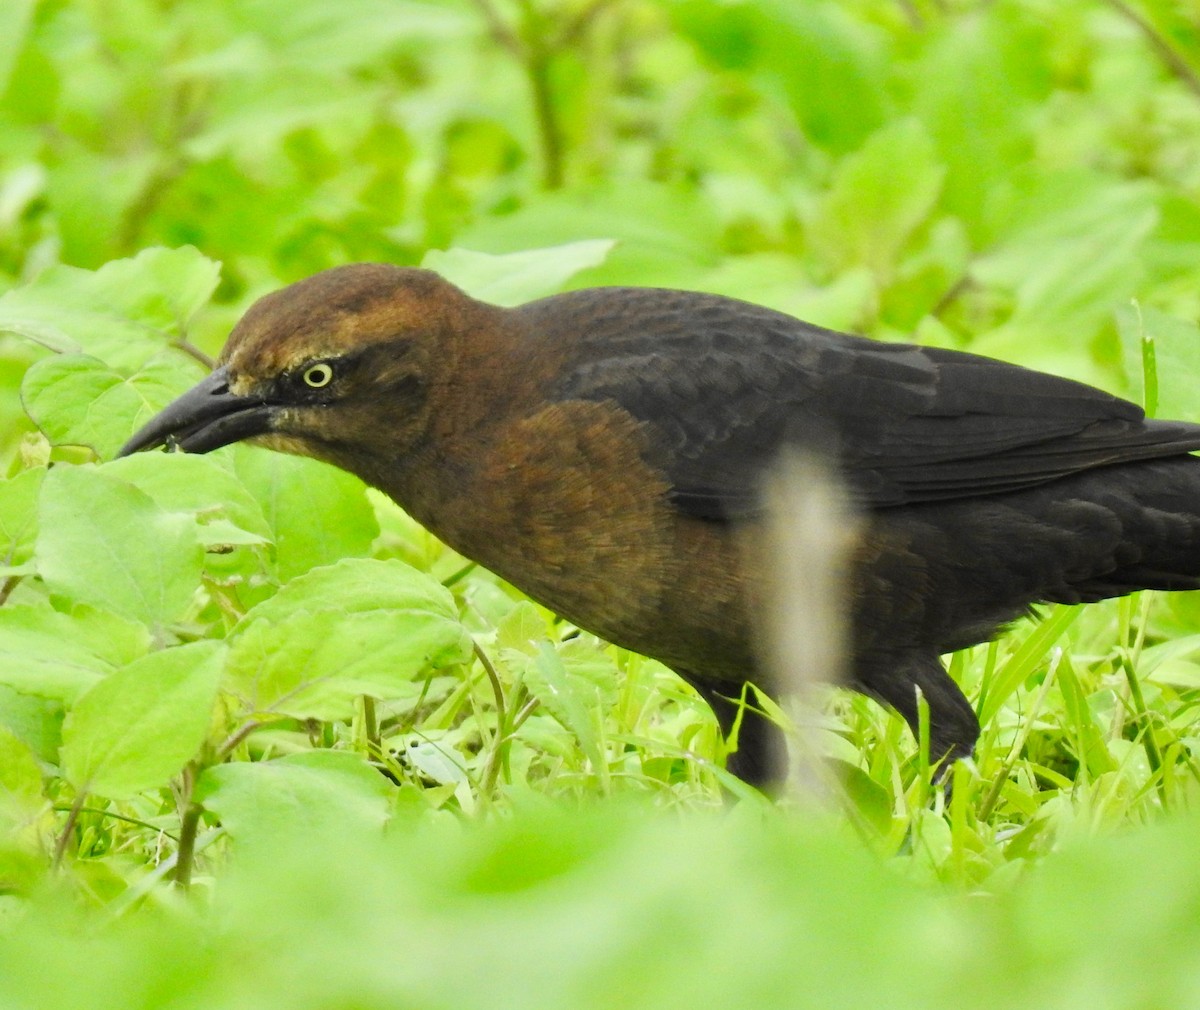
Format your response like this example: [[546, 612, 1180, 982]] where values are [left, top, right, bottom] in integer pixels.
[[303, 363, 334, 388]]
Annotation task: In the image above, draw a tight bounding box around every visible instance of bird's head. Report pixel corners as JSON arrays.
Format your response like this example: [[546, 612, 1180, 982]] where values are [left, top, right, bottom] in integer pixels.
[[119, 264, 490, 472]]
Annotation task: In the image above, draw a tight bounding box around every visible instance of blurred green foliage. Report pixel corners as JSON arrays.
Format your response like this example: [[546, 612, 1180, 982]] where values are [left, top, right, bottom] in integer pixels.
[[5, 0, 1200, 1005]]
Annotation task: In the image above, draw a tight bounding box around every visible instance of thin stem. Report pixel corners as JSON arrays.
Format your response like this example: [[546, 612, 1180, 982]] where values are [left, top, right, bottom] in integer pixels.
[[474, 639, 506, 724], [52, 805, 181, 841], [217, 719, 263, 759], [526, 48, 565, 189], [53, 790, 88, 868], [469, 0, 525, 55], [1103, 0, 1200, 99], [0, 574, 20, 607], [441, 561, 477, 587], [171, 338, 216, 370], [556, 0, 617, 46]]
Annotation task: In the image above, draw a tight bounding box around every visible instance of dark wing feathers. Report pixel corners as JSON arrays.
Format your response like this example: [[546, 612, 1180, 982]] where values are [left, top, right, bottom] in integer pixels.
[[523, 288, 1200, 517]]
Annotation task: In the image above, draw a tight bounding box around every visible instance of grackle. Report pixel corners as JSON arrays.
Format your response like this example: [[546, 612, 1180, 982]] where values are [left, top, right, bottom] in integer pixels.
[[120, 266, 1200, 788]]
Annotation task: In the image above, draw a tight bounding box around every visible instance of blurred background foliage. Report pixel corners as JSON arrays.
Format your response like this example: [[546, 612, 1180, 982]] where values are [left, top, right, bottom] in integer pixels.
[[5, 0, 1200, 381], [6, 0, 1200, 1005]]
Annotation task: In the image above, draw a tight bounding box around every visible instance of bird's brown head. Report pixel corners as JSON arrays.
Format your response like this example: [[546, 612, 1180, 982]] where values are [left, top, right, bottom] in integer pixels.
[[118, 264, 489, 475]]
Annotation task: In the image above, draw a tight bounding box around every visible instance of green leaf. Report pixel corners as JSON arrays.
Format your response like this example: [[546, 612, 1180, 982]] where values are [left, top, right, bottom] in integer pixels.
[[60, 641, 224, 799], [808, 119, 945, 277], [35, 465, 204, 628], [453, 181, 722, 288], [0, 604, 147, 703], [234, 556, 464, 630], [518, 641, 619, 773], [0, 468, 42, 568], [0, 685, 61, 763], [227, 557, 471, 719], [495, 600, 552, 656], [0, 726, 44, 827], [225, 609, 465, 721], [232, 448, 379, 581], [0, 247, 221, 369], [22, 352, 205, 458], [194, 751, 393, 841], [913, 6, 1051, 230], [669, 0, 887, 152], [421, 241, 616, 306], [979, 607, 1082, 726], [104, 452, 273, 546]]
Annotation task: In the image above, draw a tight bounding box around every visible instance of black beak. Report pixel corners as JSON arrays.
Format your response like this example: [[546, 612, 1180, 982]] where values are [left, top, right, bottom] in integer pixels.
[[117, 366, 278, 457]]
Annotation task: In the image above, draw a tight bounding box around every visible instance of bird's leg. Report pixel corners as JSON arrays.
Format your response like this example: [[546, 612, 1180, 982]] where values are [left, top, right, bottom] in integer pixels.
[[689, 680, 788, 791], [853, 652, 980, 772]]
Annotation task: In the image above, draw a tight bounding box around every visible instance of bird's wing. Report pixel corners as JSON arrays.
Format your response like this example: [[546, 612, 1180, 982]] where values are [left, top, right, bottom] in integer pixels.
[[533, 288, 1200, 518]]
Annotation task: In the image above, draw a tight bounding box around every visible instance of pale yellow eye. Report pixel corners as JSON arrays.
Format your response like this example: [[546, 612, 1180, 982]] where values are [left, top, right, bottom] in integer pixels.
[[303, 363, 334, 388]]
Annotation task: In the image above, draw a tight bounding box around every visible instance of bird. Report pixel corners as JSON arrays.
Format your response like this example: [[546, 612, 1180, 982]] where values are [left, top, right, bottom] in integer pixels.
[[119, 264, 1200, 789]]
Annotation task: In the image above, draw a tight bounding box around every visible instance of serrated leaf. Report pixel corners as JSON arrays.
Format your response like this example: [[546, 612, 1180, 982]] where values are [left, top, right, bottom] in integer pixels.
[[520, 638, 619, 772], [0, 604, 146, 703], [0, 247, 220, 369], [22, 352, 205, 458], [35, 465, 203, 628], [234, 556, 464, 633], [495, 601, 551, 656], [227, 557, 471, 719], [60, 641, 224, 799], [194, 751, 392, 841], [226, 609, 466, 721], [232, 447, 378, 581], [104, 452, 273, 543], [421, 241, 616, 307]]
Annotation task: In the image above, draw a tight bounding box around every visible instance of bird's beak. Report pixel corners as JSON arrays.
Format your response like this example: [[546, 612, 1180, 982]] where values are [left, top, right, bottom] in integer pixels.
[[117, 366, 277, 457]]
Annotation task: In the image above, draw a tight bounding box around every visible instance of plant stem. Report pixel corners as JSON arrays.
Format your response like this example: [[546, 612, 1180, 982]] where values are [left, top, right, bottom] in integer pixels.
[[53, 790, 88, 868], [1103, 0, 1200, 100], [174, 800, 202, 889]]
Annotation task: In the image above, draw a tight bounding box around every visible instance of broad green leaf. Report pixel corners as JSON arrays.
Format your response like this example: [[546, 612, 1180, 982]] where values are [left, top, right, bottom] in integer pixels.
[[227, 557, 470, 718], [35, 465, 204, 628], [422, 241, 616, 307], [60, 641, 224, 799], [516, 641, 619, 772], [0, 467, 42, 568], [232, 448, 379, 581], [808, 119, 945, 277], [104, 452, 273, 545], [986, 207, 1157, 333], [453, 181, 722, 288], [0, 604, 147, 703], [234, 556, 466, 632], [22, 352, 205, 458], [0, 247, 221, 369], [913, 6, 1051, 231], [0, 684, 61, 763], [225, 609, 464, 720], [669, 0, 887, 152], [495, 600, 552, 656], [194, 751, 392, 841]]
